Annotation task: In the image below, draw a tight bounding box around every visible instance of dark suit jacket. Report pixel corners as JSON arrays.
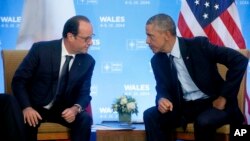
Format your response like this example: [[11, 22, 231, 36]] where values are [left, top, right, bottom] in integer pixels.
[[151, 36, 248, 122], [12, 39, 95, 110]]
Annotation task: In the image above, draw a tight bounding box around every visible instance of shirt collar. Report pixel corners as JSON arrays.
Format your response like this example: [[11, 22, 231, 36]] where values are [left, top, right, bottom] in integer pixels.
[[170, 37, 181, 59], [61, 39, 75, 58]]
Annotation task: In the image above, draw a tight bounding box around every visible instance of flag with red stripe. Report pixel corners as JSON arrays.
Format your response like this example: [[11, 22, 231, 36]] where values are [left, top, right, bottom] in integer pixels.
[[177, 0, 249, 123]]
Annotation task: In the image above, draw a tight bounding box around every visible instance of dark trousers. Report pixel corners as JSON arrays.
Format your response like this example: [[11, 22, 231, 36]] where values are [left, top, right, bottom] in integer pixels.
[[25, 103, 92, 141], [143, 98, 230, 141], [0, 94, 26, 141]]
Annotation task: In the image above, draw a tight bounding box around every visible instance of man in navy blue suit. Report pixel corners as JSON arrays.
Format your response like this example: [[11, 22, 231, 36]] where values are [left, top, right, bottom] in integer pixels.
[[143, 13, 248, 141], [12, 15, 95, 141]]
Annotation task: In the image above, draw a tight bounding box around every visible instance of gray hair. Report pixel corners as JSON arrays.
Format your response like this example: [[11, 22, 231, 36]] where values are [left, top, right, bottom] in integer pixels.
[[146, 13, 176, 36]]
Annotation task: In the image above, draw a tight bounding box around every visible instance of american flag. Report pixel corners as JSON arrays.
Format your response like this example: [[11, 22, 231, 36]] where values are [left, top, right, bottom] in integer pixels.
[[177, 0, 249, 123]]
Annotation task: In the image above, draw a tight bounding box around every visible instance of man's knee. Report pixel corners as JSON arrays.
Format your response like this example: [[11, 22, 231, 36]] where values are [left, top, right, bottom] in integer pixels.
[[143, 107, 154, 121], [1, 94, 13, 101], [0, 94, 18, 107], [194, 116, 212, 129]]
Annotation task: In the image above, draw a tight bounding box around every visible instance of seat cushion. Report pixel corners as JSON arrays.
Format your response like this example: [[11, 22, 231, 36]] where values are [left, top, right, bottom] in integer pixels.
[[175, 123, 230, 134], [38, 122, 70, 133]]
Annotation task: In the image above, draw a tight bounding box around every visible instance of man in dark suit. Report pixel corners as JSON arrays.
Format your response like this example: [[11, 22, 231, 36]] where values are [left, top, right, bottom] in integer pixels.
[[143, 13, 248, 141], [0, 94, 26, 141], [12, 15, 95, 141]]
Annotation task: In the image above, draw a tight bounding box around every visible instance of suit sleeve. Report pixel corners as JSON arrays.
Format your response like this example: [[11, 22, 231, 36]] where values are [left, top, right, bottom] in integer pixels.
[[199, 37, 248, 101], [75, 57, 95, 109], [151, 55, 174, 106], [11, 43, 40, 109]]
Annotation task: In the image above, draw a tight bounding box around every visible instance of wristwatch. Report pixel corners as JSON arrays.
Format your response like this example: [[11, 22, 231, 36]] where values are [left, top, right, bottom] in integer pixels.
[[74, 104, 83, 113]]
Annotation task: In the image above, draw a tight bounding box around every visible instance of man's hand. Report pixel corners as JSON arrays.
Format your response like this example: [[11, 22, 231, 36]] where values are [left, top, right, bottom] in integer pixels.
[[61, 106, 79, 123], [158, 98, 173, 113], [213, 96, 226, 110], [23, 107, 42, 127]]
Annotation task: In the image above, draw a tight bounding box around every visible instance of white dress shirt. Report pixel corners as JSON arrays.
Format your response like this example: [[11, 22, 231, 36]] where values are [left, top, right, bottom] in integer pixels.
[[44, 39, 75, 109], [170, 37, 209, 101]]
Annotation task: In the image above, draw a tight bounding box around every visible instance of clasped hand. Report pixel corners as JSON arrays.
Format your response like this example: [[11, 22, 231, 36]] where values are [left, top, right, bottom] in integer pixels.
[[158, 98, 173, 113], [213, 96, 226, 110]]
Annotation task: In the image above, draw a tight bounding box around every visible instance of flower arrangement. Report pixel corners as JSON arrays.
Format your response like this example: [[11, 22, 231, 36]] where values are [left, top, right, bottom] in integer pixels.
[[111, 95, 139, 115]]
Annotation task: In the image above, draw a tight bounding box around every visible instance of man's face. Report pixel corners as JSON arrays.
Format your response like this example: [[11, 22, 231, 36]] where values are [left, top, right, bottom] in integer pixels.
[[72, 21, 94, 54], [146, 24, 169, 53]]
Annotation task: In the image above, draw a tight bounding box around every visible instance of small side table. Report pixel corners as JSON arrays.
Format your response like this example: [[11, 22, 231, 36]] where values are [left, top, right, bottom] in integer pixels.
[[95, 121, 146, 141]]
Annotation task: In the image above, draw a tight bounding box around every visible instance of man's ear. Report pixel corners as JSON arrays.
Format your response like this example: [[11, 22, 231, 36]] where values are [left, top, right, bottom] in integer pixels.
[[164, 31, 171, 41], [67, 33, 75, 41]]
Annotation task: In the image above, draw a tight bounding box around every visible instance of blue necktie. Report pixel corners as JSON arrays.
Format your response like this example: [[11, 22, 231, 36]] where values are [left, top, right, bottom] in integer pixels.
[[169, 55, 183, 109], [169, 55, 177, 82], [57, 55, 73, 96]]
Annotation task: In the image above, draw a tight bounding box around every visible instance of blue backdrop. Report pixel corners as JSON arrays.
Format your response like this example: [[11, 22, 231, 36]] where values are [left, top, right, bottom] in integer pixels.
[[0, 0, 250, 124]]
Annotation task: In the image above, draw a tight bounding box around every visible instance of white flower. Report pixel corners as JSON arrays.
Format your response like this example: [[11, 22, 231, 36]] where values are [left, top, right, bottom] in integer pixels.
[[127, 102, 136, 112], [120, 97, 127, 105], [113, 104, 118, 111], [111, 94, 138, 115]]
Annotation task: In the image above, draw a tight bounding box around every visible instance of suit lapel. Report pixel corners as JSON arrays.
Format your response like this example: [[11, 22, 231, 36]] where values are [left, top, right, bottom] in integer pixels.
[[51, 41, 62, 80], [46, 40, 62, 96], [69, 56, 81, 83], [67, 54, 90, 91], [178, 38, 195, 81]]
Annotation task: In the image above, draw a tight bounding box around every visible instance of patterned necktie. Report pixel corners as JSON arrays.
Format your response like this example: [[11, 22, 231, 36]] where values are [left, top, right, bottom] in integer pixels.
[[169, 55, 177, 80], [57, 55, 73, 96], [169, 55, 183, 109]]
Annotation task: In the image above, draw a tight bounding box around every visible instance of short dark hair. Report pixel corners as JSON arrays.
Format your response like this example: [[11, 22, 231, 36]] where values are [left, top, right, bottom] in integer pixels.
[[146, 13, 176, 36], [62, 15, 90, 38]]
